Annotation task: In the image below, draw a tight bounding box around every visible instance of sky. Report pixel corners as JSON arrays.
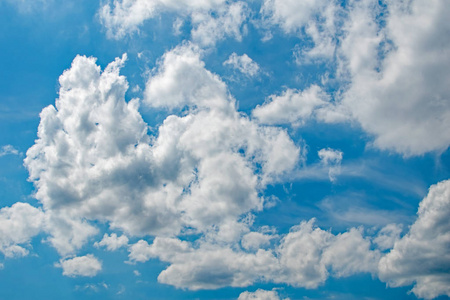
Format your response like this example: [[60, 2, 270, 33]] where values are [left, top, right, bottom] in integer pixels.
[[0, 0, 449, 299]]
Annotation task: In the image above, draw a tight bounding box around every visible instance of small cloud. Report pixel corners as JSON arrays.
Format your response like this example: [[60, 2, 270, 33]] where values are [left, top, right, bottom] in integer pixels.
[[133, 270, 141, 276], [0, 145, 20, 157], [318, 148, 343, 182], [57, 254, 102, 277], [223, 53, 260, 77]]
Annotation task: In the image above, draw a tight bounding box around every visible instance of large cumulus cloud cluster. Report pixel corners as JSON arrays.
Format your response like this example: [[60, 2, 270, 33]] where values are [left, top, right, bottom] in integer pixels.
[[1, 0, 449, 299]]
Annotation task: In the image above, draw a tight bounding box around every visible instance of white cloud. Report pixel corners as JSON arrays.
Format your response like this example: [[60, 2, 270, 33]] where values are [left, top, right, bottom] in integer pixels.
[[99, 0, 248, 46], [128, 219, 380, 290], [318, 148, 343, 182], [373, 223, 403, 251], [0, 145, 20, 157], [238, 288, 287, 300], [336, 0, 450, 156], [25, 46, 300, 259], [261, 0, 450, 156], [94, 233, 129, 251], [190, 2, 249, 47], [379, 179, 450, 299], [261, 0, 338, 62], [241, 231, 275, 251], [0, 203, 44, 258], [252, 85, 342, 126], [58, 254, 102, 277], [223, 53, 260, 77]]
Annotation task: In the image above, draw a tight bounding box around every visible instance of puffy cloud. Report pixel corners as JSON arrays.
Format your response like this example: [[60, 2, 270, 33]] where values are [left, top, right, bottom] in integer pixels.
[[58, 254, 102, 277], [318, 148, 343, 182], [0, 145, 20, 157], [252, 85, 341, 126], [99, 0, 248, 46], [128, 219, 380, 290], [336, 0, 450, 156], [24, 45, 300, 258], [94, 233, 129, 251], [261, 0, 450, 156], [379, 179, 450, 299], [223, 53, 260, 77], [238, 288, 288, 300], [0, 203, 44, 258]]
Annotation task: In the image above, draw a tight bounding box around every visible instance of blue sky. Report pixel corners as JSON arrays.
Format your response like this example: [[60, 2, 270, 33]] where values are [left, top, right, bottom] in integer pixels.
[[0, 0, 449, 299]]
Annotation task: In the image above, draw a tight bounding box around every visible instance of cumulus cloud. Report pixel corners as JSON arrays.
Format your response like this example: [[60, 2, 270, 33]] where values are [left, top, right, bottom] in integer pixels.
[[0, 203, 44, 258], [99, 0, 248, 46], [260, 0, 450, 156], [94, 233, 129, 251], [336, 0, 450, 155], [223, 53, 260, 77], [379, 179, 450, 299], [58, 254, 102, 277], [238, 288, 287, 300], [128, 219, 380, 290], [24, 44, 300, 260], [252, 85, 343, 126]]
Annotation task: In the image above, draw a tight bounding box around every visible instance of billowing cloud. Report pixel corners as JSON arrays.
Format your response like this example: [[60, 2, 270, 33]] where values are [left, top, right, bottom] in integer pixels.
[[0, 203, 44, 258], [223, 53, 260, 77], [24, 45, 300, 259], [379, 179, 450, 299], [58, 254, 102, 277]]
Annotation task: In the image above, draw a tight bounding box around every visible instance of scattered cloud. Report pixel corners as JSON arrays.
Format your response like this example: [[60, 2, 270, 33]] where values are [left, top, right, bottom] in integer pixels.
[[318, 148, 343, 182], [58, 254, 102, 277], [223, 53, 260, 77], [252, 85, 345, 127], [99, 0, 248, 46], [0, 145, 20, 157]]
